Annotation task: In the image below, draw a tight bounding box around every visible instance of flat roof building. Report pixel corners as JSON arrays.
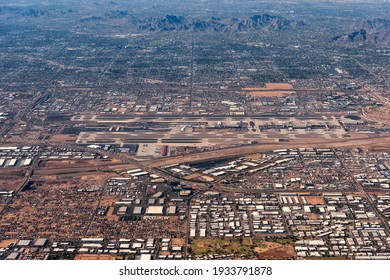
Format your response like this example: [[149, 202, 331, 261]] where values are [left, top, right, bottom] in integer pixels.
[[146, 206, 164, 215]]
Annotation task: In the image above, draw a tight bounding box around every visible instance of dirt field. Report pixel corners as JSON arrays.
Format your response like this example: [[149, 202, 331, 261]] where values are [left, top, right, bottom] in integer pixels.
[[244, 91, 294, 97], [42, 159, 121, 168], [189, 238, 253, 257], [364, 106, 390, 124], [74, 254, 117, 260], [36, 173, 108, 187], [254, 241, 282, 253], [50, 134, 78, 143], [243, 83, 294, 91], [183, 173, 203, 180], [0, 239, 18, 248], [99, 198, 117, 207], [37, 159, 133, 176], [171, 238, 185, 246], [189, 238, 294, 259], [0, 176, 26, 191], [169, 216, 179, 222], [80, 174, 110, 181], [256, 244, 295, 259], [254, 241, 295, 259], [242, 83, 295, 97], [105, 206, 117, 221], [307, 213, 320, 219], [264, 83, 294, 90], [305, 196, 325, 205]]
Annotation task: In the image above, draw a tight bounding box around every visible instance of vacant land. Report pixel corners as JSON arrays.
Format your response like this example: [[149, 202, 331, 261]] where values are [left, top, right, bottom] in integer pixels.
[[0, 239, 18, 248], [255, 242, 295, 259], [74, 254, 116, 260], [50, 134, 78, 143], [189, 238, 295, 259], [243, 90, 294, 97], [242, 83, 295, 97], [0, 176, 27, 191], [305, 196, 325, 205]]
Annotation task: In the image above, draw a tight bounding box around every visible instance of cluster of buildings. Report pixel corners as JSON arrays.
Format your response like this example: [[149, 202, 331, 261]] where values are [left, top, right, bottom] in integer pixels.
[[0, 145, 102, 169], [165, 157, 261, 181], [222, 148, 356, 191], [104, 177, 187, 218], [0, 237, 184, 260], [0, 146, 38, 168], [373, 195, 390, 222], [82, 175, 188, 240], [189, 193, 286, 238], [340, 149, 390, 191], [283, 193, 390, 259]]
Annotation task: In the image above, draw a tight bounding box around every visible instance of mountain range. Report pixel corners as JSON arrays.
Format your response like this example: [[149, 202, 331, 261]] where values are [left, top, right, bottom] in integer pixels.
[[131, 14, 304, 32], [331, 18, 390, 45]]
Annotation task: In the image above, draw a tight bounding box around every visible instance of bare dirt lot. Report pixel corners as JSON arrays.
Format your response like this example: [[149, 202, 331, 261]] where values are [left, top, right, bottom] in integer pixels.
[[364, 106, 390, 124], [105, 206, 118, 221], [189, 238, 295, 259], [243, 83, 294, 91], [254, 241, 295, 259], [264, 83, 294, 90], [50, 134, 78, 143], [171, 238, 185, 246], [243, 90, 294, 97], [305, 196, 325, 205], [255, 243, 295, 259], [0, 175, 26, 191], [183, 173, 203, 180], [35, 159, 129, 177], [0, 239, 18, 248], [74, 254, 116, 260], [242, 83, 295, 97], [42, 159, 121, 168]]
